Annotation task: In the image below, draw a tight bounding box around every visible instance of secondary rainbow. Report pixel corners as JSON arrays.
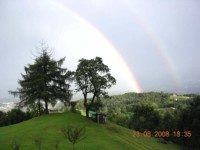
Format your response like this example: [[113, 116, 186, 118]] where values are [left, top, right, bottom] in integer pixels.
[[138, 18, 182, 89], [127, 6, 182, 89]]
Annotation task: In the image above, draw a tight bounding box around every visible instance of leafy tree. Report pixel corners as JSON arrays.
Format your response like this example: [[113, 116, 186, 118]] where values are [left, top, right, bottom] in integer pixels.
[[90, 97, 103, 112], [176, 96, 200, 149], [74, 57, 116, 118], [160, 111, 176, 131], [159, 111, 177, 140], [9, 44, 72, 114], [129, 104, 161, 132], [61, 125, 85, 150]]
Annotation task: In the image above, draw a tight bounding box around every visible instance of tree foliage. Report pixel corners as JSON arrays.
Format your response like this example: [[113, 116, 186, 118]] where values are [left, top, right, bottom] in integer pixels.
[[129, 104, 161, 132], [90, 97, 103, 112], [9, 44, 73, 114], [74, 57, 116, 118], [76, 92, 199, 149], [176, 96, 200, 149], [0, 109, 31, 127]]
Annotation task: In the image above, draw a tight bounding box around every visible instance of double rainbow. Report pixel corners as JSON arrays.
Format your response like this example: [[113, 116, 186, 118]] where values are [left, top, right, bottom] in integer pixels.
[[48, 0, 182, 93]]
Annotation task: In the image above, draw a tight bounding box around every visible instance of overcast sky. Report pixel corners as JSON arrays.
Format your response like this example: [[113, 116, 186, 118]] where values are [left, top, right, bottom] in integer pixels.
[[0, 0, 200, 102]]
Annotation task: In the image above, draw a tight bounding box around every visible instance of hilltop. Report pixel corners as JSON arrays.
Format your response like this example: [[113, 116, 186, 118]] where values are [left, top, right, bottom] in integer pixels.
[[0, 112, 181, 150]]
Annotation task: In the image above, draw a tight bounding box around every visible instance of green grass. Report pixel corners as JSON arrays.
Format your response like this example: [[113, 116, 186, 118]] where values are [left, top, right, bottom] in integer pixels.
[[0, 112, 181, 150]]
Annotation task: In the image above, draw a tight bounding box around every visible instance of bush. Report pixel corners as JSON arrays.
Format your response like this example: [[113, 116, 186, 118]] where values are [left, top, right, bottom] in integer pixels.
[[61, 125, 86, 150]]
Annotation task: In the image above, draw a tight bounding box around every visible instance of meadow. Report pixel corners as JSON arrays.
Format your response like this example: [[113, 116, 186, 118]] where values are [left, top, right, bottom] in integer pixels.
[[0, 112, 181, 150]]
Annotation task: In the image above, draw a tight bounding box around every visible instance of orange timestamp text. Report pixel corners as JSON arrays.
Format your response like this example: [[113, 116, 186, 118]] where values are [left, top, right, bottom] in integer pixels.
[[132, 130, 192, 138]]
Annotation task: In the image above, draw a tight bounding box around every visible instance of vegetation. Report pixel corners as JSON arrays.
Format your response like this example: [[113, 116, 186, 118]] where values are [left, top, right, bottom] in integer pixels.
[[129, 104, 161, 132], [1, 91, 198, 149], [74, 56, 116, 118], [176, 96, 200, 149], [62, 125, 86, 150], [77, 92, 199, 149], [1, 43, 198, 149], [70, 101, 77, 113], [11, 138, 20, 150], [9, 44, 72, 115], [77, 92, 193, 122], [0, 109, 32, 127], [0, 112, 181, 150]]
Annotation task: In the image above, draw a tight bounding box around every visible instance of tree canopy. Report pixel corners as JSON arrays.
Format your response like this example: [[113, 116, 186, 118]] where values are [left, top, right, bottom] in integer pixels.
[[9, 45, 73, 115], [74, 56, 116, 118]]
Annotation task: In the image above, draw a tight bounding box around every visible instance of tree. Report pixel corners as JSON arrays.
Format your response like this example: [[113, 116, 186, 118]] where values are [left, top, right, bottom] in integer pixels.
[[159, 111, 177, 140], [176, 96, 200, 149], [74, 57, 116, 118], [90, 97, 103, 112], [129, 104, 161, 132], [9, 44, 73, 114], [61, 125, 85, 150], [26, 102, 45, 117], [0, 111, 6, 126], [6, 109, 27, 125]]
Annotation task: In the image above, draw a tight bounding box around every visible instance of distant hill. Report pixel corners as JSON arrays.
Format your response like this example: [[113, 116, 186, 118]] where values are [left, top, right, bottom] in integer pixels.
[[76, 92, 193, 113], [0, 112, 181, 150]]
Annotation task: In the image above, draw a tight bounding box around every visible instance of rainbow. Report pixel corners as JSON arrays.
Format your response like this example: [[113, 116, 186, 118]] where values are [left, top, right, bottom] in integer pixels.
[[132, 14, 182, 89], [47, 1, 144, 93], [126, 2, 182, 89], [48, 0, 183, 92]]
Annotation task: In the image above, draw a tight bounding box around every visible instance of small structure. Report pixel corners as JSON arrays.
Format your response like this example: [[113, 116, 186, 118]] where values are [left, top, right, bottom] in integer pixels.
[[89, 111, 106, 124], [96, 112, 107, 124]]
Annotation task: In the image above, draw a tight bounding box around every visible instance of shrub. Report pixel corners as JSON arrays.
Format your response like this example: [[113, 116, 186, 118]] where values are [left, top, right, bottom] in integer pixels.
[[61, 125, 86, 150]]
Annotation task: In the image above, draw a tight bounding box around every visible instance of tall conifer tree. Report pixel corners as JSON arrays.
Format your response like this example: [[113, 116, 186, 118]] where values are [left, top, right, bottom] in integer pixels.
[[10, 44, 72, 115]]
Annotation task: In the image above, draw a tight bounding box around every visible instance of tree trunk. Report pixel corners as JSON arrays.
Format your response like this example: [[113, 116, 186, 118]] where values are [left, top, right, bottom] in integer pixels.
[[84, 93, 96, 119], [38, 99, 41, 116], [86, 108, 89, 118], [83, 93, 89, 118], [45, 99, 49, 114]]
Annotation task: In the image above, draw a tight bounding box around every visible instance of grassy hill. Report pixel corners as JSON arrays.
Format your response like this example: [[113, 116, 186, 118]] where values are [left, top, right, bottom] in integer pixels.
[[0, 112, 181, 150]]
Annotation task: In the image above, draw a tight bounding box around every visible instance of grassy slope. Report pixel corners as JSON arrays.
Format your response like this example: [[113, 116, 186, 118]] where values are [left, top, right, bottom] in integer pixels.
[[0, 112, 181, 150]]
